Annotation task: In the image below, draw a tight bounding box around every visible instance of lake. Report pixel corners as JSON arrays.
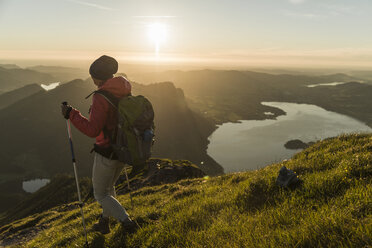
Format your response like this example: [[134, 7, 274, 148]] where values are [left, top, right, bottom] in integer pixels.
[[306, 82, 347, 87], [306, 81, 364, 88], [23, 178, 50, 193], [40, 82, 60, 91], [207, 102, 372, 173]]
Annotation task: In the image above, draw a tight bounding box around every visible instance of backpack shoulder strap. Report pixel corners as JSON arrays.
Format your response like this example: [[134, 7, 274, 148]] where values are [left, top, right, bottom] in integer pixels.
[[86, 89, 119, 108], [87, 90, 119, 142]]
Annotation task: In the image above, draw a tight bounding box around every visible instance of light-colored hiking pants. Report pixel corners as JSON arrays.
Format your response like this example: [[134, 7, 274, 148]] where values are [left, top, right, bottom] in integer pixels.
[[92, 152, 129, 222]]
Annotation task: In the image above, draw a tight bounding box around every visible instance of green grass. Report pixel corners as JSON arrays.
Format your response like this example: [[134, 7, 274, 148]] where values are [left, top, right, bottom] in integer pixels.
[[1, 134, 371, 247]]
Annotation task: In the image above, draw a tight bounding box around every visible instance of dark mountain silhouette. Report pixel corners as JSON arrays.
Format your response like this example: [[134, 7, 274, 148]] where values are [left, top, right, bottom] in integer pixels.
[[0, 66, 55, 92], [0, 84, 42, 110], [0, 78, 222, 212]]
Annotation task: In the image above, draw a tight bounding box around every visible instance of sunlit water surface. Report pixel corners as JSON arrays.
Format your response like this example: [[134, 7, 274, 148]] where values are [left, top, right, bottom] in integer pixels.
[[207, 102, 372, 172], [40, 82, 60, 91], [23, 178, 50, 193], [306, 81, 363, 88]]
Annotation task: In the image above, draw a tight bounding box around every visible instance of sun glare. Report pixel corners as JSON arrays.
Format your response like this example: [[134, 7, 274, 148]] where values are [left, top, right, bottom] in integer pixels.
[[148, 23, 167, 55]]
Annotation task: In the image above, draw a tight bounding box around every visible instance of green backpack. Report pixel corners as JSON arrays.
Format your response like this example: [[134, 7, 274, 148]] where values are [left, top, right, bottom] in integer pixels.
[[94, 90, 155, 168]]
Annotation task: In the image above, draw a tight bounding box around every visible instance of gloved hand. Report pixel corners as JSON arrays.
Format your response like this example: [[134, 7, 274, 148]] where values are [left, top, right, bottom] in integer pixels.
[[61, 103, 72, 119]]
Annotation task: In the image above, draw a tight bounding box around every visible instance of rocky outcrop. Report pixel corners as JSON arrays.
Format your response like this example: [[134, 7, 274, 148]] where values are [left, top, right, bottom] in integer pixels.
[[284, 139, 315, 150], [116, 159, 205, 194]]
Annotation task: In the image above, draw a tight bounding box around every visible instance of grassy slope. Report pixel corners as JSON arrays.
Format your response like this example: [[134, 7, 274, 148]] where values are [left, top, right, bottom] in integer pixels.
[[2, 134, 371, 248]]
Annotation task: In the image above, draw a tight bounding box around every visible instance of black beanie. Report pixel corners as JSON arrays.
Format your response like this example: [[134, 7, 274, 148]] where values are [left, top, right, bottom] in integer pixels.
[[89, 55, 118, 80]]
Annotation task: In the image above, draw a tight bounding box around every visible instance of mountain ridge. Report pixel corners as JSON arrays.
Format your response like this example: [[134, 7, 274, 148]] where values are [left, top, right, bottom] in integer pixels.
[[0, 78, 222, 213], [129, 70, 372, 126], [0, 67, 55, 93], [0, 84, 42, 110]]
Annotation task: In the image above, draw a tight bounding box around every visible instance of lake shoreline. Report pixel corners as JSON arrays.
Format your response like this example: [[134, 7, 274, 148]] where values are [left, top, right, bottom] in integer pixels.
[[207, 101, 372, 173]]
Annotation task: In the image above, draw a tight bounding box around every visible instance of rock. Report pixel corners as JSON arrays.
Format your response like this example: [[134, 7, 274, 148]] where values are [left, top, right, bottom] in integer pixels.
[[144, 159, 205, 186], [284, 139, 310, 150], [117, 159, 206, 194]]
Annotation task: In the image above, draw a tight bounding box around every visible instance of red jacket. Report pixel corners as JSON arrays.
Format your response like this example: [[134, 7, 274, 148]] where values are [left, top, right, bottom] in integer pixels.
[[69, 76, 131, 147]]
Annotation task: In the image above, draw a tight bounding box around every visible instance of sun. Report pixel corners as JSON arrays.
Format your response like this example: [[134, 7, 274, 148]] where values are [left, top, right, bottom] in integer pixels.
[[147, 23, 167, 55]]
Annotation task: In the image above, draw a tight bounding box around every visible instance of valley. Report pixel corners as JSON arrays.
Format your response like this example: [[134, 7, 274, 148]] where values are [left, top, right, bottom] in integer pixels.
[[1, 66, 371, 214]]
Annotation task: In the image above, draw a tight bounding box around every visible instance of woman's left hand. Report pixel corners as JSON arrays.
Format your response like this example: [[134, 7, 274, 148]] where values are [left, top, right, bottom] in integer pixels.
[[61, 104, 72, 119]]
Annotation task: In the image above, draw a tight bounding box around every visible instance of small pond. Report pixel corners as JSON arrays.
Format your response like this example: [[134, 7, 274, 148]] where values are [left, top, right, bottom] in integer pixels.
[[23, 178, 50, 193], [41, 82, 60, 91]]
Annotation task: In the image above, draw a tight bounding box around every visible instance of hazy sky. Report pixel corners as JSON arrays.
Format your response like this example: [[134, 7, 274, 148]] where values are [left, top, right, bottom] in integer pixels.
[[1, 0, 372, 67]]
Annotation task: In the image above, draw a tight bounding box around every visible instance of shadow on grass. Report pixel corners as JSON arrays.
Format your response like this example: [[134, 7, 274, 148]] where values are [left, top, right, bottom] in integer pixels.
[[90, 234, 105, 248], [107, 227, 129, 248], [235, 178, 280, 212]]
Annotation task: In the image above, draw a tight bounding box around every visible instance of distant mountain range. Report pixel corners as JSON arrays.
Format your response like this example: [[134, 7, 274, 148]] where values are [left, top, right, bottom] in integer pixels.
[[0, 64, 21, 69], [129, 70, 372, 127], [349, 70, 372, 81], [0, 66, 55, 93], [27, 65, 88, 82], [0, 65, 89, 94]]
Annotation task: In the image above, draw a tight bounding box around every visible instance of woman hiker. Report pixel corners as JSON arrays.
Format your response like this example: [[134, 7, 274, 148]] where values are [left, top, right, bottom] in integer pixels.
[[61, 55, 137, 234]]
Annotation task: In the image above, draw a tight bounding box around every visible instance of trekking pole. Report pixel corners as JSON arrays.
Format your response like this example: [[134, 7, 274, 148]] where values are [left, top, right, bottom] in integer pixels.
[[123, 166, 141, 230], [123, 166, 134, 209], [62, 102, 89, 248]]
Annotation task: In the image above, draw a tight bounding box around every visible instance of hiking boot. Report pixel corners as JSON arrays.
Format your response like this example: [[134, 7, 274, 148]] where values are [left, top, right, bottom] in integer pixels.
[[92, 215, 110, 234], [121, 217, 138, 234]]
